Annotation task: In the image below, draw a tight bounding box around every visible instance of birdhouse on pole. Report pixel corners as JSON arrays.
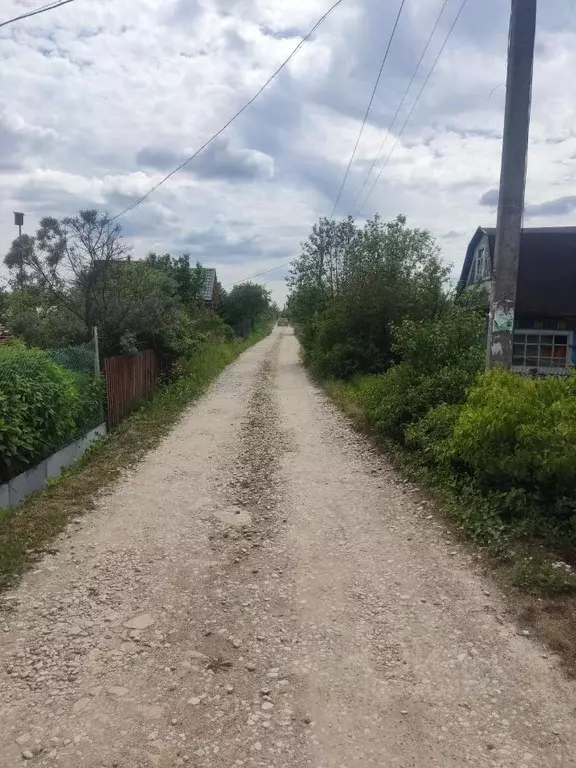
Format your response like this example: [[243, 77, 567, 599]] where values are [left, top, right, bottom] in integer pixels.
[[14, 212, 24, 237]]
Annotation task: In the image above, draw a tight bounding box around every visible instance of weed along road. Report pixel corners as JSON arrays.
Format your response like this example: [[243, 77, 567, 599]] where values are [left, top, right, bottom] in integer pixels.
[[1, 327, 576, 768]]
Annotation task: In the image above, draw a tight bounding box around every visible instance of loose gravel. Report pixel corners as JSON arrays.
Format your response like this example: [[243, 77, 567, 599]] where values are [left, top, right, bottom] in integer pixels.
[[1, 327, 576, 767]]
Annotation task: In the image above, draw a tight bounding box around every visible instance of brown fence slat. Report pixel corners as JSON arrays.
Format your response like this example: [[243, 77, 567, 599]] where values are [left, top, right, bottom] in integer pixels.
[[104, 349, 161, 427]]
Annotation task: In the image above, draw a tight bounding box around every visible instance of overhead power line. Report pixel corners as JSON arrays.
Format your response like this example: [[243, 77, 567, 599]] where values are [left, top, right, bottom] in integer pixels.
[[329, 0, 407, 218], [225, 260, 293, 288], [356, 0, 469, 215], [111, 0, 347, 222], [0, 0, 75, 29], [350, 0, 451, 211]]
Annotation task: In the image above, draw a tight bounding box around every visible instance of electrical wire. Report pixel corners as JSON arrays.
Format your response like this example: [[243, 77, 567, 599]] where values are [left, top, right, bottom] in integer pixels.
[[329, 0, 407, 218], [350, 0, 451, 211], [0, 0, 75, 29], [356, 0, 469, 215], [111, 0, 347, 222], [224, 260, 293, 288]]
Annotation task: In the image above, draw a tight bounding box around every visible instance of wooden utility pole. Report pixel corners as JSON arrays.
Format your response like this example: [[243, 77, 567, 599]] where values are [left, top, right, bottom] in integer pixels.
[[487, 0, 537, 369]]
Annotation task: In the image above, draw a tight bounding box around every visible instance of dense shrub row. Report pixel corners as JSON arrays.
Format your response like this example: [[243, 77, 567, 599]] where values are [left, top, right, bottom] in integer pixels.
[[287, 214, 448, 379], [343, 338, 576, 550], [288, 214, 576, 554], [408, 371, 576, 545], [0, 310, 274, 485], [0, 344, 103, 482]]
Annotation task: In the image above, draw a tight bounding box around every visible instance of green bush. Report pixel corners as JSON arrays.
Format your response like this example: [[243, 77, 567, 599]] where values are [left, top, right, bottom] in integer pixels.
[[405, 402, 462, 462], [70, 372, 104, 435], [289, 215, 449, 379], [0, 344, 79, 479], [425, 370, 576, 544], [447, 371, 576, 493], [356, 304, 485, 439], [0, 344, 104, 482]]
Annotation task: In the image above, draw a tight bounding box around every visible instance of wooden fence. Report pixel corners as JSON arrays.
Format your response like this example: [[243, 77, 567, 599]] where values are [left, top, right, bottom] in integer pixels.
[[104, 349, 161, 427]]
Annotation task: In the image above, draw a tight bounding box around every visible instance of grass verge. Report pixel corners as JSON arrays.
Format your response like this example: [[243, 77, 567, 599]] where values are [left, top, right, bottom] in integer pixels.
[[325, 378, 576, 676], [0, 329, 270, 593]]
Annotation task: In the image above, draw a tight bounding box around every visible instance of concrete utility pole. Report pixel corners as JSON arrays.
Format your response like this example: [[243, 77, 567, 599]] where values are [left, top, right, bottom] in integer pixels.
[[487, 0, 537, 369]]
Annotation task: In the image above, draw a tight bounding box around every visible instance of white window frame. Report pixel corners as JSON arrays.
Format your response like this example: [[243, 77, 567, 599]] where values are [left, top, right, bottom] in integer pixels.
[[467, 244, 491, 286], [477, 247, 488, 279], [512, 329, 573, 374]]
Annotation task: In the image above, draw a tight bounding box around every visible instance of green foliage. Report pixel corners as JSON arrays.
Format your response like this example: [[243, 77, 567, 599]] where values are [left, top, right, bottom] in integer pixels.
[[0, 344, 76, 479], [221, 282, 272, 335], [437, 371, 576, 539], [0, 343, 104, 481], [289, 214, 449, 378], [448, 371, 576, 492], [3, 235, 36, 291], [384, 368, 576, 549], [70, 372, 104, 435], [510, 556, 576, 596], [145, 252, 205, 310], [355, 303, 485, 438], [404, 403, 462, 462]]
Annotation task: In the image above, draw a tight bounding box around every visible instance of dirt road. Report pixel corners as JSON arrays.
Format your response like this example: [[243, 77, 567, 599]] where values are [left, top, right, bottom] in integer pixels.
[[2, 327, 576, 767]]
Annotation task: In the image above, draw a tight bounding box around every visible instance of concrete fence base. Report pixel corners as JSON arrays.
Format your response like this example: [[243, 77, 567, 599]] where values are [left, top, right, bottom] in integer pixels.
[[0, 424, 107, 510]]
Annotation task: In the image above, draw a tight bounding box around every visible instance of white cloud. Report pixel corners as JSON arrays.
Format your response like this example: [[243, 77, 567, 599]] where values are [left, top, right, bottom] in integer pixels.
[[0, 0, 575, 305]]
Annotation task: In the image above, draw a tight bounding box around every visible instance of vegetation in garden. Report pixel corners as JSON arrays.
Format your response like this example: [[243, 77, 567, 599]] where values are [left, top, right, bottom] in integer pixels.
[[2, 209, 275, 365], [221, 282, 275, 336], [0, 343, 103, 482], [0, 326, 269, 591], [287, 214, 447, 379], [0, 208, 275, 483], [288, 213, 576, 595]]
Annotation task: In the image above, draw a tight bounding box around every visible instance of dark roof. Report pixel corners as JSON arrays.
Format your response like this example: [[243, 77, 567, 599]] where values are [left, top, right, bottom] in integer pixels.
[[459, 227, 576, 317], [201, 268, 217, 302]]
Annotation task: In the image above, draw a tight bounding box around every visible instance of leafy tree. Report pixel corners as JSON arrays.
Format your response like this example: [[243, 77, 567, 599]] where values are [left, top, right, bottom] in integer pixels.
[[289, 214, 449, 378], [4, 234, 36, 291], [288, 216, 357, 302], [93, 260, 182, 358], [3, 210, 131, 331], [145, 252, 205, 310], [221, 282, 271, 334]]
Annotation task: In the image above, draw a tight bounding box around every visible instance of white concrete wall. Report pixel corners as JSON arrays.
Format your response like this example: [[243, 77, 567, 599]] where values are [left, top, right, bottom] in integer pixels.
[[0, 424, 106, 509]]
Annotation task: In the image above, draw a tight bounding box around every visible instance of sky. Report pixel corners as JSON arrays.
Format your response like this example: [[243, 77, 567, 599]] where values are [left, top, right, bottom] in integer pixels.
[[1, 0, 575, 305]]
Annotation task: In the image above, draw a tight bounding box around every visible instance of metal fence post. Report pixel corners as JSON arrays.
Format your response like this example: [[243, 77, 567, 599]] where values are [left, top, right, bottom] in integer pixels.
[[93, 326, 100, 376]]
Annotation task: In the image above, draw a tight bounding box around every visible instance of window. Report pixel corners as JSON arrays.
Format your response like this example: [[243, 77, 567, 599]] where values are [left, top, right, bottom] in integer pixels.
[[477, 247, 488, 279], [468, 245, 490, 285], [512, 331, 572, 370]]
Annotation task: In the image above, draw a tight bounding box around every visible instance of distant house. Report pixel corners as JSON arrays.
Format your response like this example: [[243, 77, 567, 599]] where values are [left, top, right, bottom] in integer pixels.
[[459, 226, 576, 374], [202, 268, 220, 312]]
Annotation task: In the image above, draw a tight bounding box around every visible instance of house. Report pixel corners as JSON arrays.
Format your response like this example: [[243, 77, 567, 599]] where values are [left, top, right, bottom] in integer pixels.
[[202, 268, 220, 312], [459, 226, 576, 374]]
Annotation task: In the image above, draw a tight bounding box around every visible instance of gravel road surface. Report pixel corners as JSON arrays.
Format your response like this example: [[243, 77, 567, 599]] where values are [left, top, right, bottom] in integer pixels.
[[1, 327, 576, 767]]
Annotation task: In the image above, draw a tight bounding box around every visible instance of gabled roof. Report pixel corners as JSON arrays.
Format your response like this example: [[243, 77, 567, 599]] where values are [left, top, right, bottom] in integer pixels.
[[459, 227, 576, 317], [201, 268, 217, 301]]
